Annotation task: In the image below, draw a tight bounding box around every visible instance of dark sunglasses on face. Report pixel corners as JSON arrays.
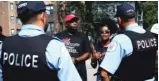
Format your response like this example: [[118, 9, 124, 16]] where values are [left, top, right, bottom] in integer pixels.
[[69, 18, 79, 23], [100, 30, 110, 34]]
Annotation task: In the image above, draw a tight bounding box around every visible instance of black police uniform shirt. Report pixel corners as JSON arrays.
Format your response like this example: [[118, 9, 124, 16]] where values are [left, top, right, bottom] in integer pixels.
[[0, 34, 6, 45], [0, 34, 6, 55], [1, 34, 59, 81], [56, 30, 90, 81], [0, 34, 6, 42], [0, 25, 82, 81], [100, 24, 157, 81]]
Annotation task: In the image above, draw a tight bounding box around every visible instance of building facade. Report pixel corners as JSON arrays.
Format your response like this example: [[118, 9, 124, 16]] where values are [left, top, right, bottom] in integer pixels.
[[0, 1, 55, 36], [0, 1, 21, 36]]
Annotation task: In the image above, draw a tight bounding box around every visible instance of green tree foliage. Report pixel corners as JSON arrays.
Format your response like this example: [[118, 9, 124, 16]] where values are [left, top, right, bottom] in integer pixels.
[[138, 1, 158, 29], [58, 1, 158, 33], [65, 1, 95, 36]]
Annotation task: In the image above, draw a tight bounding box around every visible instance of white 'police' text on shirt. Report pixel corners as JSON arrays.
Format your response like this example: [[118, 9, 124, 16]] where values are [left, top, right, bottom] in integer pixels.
[[3, 52, 38, 68], [136, 38, 157, 50]]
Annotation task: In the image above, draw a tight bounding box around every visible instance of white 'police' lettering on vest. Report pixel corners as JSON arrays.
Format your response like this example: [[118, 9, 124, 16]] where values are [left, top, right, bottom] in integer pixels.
[[3, 52, 38, 68], [136, 38, 157, 50]]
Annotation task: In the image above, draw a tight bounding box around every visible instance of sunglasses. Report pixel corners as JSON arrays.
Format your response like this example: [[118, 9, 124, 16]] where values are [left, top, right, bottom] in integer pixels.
[[100, 30, 110, 34], [69, 18, 79, 23]]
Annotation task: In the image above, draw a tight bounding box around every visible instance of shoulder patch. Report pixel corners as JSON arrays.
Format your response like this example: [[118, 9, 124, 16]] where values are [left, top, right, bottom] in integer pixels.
[[107, 42, 118, 52]]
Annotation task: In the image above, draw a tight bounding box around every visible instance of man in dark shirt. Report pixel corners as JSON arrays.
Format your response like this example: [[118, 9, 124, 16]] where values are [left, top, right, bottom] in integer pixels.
[[56, 14, 90, 81]]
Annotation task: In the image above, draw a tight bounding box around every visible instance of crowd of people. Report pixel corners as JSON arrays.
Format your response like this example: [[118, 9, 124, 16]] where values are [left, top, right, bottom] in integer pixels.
[[0, 1, 158, 81]]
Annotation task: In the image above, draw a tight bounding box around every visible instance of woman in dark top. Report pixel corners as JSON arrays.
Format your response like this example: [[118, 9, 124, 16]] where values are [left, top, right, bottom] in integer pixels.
[[91, 18, 118, 81]]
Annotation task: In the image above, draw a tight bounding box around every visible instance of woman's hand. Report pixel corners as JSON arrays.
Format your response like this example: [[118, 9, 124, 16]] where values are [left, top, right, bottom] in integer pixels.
[[92, 53, 101, 61]]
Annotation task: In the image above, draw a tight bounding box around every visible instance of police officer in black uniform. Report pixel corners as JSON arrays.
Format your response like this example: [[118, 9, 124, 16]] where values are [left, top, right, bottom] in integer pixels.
[[100, 3, 158, 81], [0, 25, 6, 54], [0, 1, 81, 81]]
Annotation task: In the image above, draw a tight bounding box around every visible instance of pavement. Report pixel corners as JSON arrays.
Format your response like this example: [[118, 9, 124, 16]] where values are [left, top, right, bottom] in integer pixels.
[[86, 59, 98, 81]]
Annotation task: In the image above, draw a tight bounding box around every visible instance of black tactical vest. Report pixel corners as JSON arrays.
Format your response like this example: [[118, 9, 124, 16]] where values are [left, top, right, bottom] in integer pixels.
[[1, 34, 59, 81], [114, 31, 157, 81]]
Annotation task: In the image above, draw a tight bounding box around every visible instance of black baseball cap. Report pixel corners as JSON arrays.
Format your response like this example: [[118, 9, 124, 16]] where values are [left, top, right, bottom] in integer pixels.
[[115, 3, 136, 18], [17, 1, 46, 16]]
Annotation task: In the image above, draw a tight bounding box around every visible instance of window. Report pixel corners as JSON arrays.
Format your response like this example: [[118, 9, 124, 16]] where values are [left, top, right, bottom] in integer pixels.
[[138, 10, 142, 15], [138, 16, 142, 21], [138, 21, 143, 26], [113, 5, 116, 12], [10, 2, 14, 10], [46, 22, 54, 32], [16, 18, 21, 24], [17, 29, 20, 33], [46, 5, 54, 15], [11, 29, 15, 35], [10, 16, 14, 24]]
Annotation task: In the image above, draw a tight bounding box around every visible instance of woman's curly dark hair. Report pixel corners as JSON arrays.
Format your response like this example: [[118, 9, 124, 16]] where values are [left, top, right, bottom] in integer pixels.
[[99, 17, 118, 35]]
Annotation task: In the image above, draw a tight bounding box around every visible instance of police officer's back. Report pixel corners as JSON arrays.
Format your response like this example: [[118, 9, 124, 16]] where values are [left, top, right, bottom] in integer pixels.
[[0, 1, 82, 81], [0, 25, 6, 55], [100, 3, 157, 81]]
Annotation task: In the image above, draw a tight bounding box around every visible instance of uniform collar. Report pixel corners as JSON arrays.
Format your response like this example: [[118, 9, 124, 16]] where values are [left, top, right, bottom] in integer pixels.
[[21, 24, 45, 33], [18, 24, 45, 37], [125, 23, 138, 31]]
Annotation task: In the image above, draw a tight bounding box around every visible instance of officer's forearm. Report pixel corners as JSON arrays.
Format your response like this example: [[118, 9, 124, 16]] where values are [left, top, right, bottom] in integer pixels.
[[76, 52, 90, 62]]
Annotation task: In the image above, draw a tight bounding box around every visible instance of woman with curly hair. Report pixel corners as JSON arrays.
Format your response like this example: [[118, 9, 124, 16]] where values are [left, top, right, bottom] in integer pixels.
[[91, 18, 118, 81]]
